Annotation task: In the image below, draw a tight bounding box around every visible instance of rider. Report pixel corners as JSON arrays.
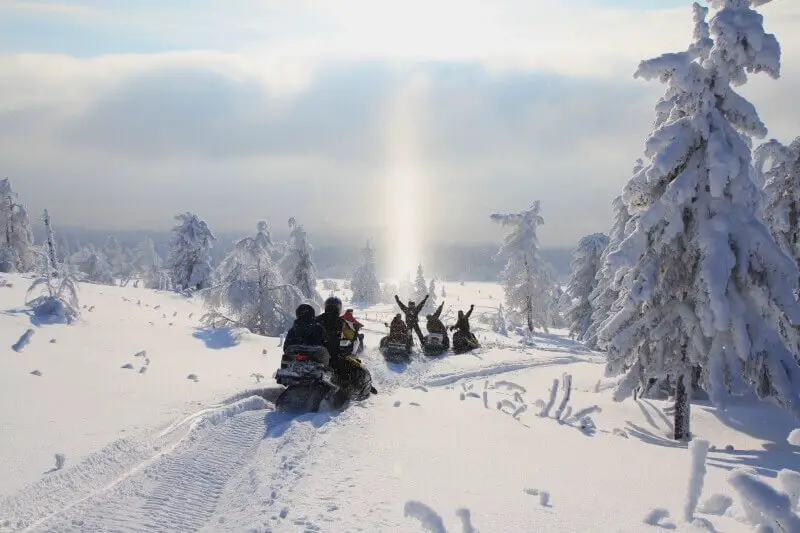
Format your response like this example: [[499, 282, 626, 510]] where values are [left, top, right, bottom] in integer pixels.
[[284, 303, 327, 349], [317, 296, 347, 367], [425, 301, 449, 348], [387, 313, 410, 345], [317, 297, 377, 394], [395, 294, 429, 346], [341, 308, 365, 353], [450, 304, 475, 335]]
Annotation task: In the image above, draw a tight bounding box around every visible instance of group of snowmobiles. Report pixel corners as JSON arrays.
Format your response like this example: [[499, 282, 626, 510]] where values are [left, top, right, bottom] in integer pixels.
[[273, 295, 478, 412], [379, 296, 480, 363]]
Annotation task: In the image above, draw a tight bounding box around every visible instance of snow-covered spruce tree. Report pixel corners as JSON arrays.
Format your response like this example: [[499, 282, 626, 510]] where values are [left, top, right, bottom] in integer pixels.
[[756, 137, 800, 278], [167, 212, 216, 291], [0, 178, 36, 273], [43, 209, 59, 277], [350, 240, 382, 306], [490, 201, 553, 333], [584, 194, 635, 350], [134, 238, 163, 289], [279, 218, 319, 303], [428, 278, 438, 311], [104, 236, 133, 285], [26, 251, 80, 324], [202, 222, 303, 336], [601, 1, 800, 440], [414, 264, 427, 298], [71, 245, 114, 285], [565, 233, 610, 340]]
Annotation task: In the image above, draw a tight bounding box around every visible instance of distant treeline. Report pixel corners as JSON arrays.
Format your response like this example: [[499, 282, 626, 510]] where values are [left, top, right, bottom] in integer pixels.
[[32, 226, 573, 283]]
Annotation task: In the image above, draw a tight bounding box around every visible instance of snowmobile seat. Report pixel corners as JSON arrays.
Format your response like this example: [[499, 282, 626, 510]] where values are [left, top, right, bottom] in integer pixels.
[[283, 345, 331, 366]]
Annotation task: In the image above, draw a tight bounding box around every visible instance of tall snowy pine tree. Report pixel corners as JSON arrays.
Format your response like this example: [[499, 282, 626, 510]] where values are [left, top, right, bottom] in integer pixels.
[[565, 233, 609, 340], [202, 221, 303, 336], [0, 179, 36, 273], [279, 218, 319, 303], [756, 137, 800, 285], [350, 241, 382, 306], [600, 1, 800, 440], [490, 201, 553, 333], [167, 212, 216, 291]]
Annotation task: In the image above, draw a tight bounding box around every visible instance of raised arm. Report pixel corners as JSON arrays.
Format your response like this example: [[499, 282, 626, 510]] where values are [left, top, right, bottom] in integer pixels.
[[395, 295, 408, 313], [433, 301, 444, 318], [465, 304, 474, 319], [417, 294, 430, 311]]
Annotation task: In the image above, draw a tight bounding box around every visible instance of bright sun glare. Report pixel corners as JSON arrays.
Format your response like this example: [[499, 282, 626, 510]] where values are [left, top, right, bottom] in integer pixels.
[[385, 75, 429, 283]]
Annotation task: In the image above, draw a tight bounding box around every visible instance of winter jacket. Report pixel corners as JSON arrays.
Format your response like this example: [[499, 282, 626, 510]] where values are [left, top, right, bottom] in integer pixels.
[[388, 316, 409, 342], [451, 305, 475, 334], [317, 310, 346, 363], [341, 310, 364, 331], [285, 317, 327, 348], [395, 294, 429, 328]]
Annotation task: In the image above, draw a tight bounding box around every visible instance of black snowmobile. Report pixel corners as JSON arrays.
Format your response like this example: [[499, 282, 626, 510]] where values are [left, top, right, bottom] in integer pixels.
[[452, 331, 480, 354], [422, 332, 448, 356], [379, 328, 413, 363], [274, 345, 374, 412]]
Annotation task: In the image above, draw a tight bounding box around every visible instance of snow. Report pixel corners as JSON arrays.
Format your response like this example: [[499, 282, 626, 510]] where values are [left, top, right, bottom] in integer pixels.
[[0, 276, 798, 532], [685, 439, 710, 522]]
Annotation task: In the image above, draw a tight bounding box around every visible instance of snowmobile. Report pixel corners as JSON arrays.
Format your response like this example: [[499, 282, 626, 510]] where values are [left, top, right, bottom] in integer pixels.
[[275, 345, 374, 412], [422, 332, 448, 356], [274, 345, 346, 412], [379, 334, 413, 364], [452, 331, 480, 354]]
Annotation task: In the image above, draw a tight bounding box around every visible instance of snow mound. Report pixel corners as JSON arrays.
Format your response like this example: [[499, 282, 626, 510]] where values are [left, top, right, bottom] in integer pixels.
[[12, 329, 34, 352], [403, 500, 446, 533], [698, 494, 732, 516], [788, 429, 800, 446], [200, 395, 267, 428]]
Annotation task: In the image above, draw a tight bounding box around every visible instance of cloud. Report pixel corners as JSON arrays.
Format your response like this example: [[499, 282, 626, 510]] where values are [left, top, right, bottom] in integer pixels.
[[0, 1, 798, 249]]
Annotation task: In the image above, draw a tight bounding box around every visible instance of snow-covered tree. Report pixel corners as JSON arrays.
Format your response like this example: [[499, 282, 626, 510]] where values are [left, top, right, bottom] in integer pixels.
[[0, 179, 36, 273], [413, 264, 431, 312], [428, 278, 438, 312], [42, 209, 59, 277], [26, 251, 79, 325], [490, 201, 553, 332], [585, 193, 636, 350], [755, 137, 800, 281], [104, 236, 133, 284], [202, 222, 303, 336], [600, 1, 800, 440], [351, 240, 382, 305], [279, 218, 319, 303], [565, 233, 610, 340], [167, 212, 216, 291], [134, 238, 164, 289], [71, 245, 114, 285]]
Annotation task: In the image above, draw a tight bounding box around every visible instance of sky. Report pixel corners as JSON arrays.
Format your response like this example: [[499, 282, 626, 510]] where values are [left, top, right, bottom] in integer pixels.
[[1, 0, 799, 256]]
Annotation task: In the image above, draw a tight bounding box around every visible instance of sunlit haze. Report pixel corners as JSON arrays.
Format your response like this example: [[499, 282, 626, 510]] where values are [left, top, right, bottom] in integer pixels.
[[1, 0, 798, 252]]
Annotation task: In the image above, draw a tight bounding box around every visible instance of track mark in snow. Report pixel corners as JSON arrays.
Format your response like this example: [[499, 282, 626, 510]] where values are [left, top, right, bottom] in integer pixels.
[[12, 328, 34, 352], [404, 501, 447, 533], [455, 508, 477, 533], [643, 508, 675, 529], [491, 380, 527, 393], [33, 407, 268, 533], [413, 385, 429, 392], [424, 356, 579, 387]]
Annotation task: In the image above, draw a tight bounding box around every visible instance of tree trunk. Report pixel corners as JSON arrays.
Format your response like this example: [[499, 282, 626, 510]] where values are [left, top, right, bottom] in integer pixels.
[[674, 369, 692, 441], [526, 295, 533, 332]]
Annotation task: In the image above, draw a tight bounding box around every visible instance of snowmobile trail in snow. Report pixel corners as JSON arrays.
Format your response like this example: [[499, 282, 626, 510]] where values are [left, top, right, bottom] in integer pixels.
[[4, 397, 268, 533]]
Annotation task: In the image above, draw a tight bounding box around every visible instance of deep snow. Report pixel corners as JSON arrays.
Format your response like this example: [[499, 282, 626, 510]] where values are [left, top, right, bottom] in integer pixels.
[[1, 275, 799, 532]]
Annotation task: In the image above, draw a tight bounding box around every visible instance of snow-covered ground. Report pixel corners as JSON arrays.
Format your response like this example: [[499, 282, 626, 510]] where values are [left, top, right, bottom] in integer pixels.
[[1, 275, 798, 532]]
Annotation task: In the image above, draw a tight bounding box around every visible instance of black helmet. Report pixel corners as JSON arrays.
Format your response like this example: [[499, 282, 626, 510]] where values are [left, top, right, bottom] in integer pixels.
[[295, 303, 315, 321], [324, 296, 342, 315]]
